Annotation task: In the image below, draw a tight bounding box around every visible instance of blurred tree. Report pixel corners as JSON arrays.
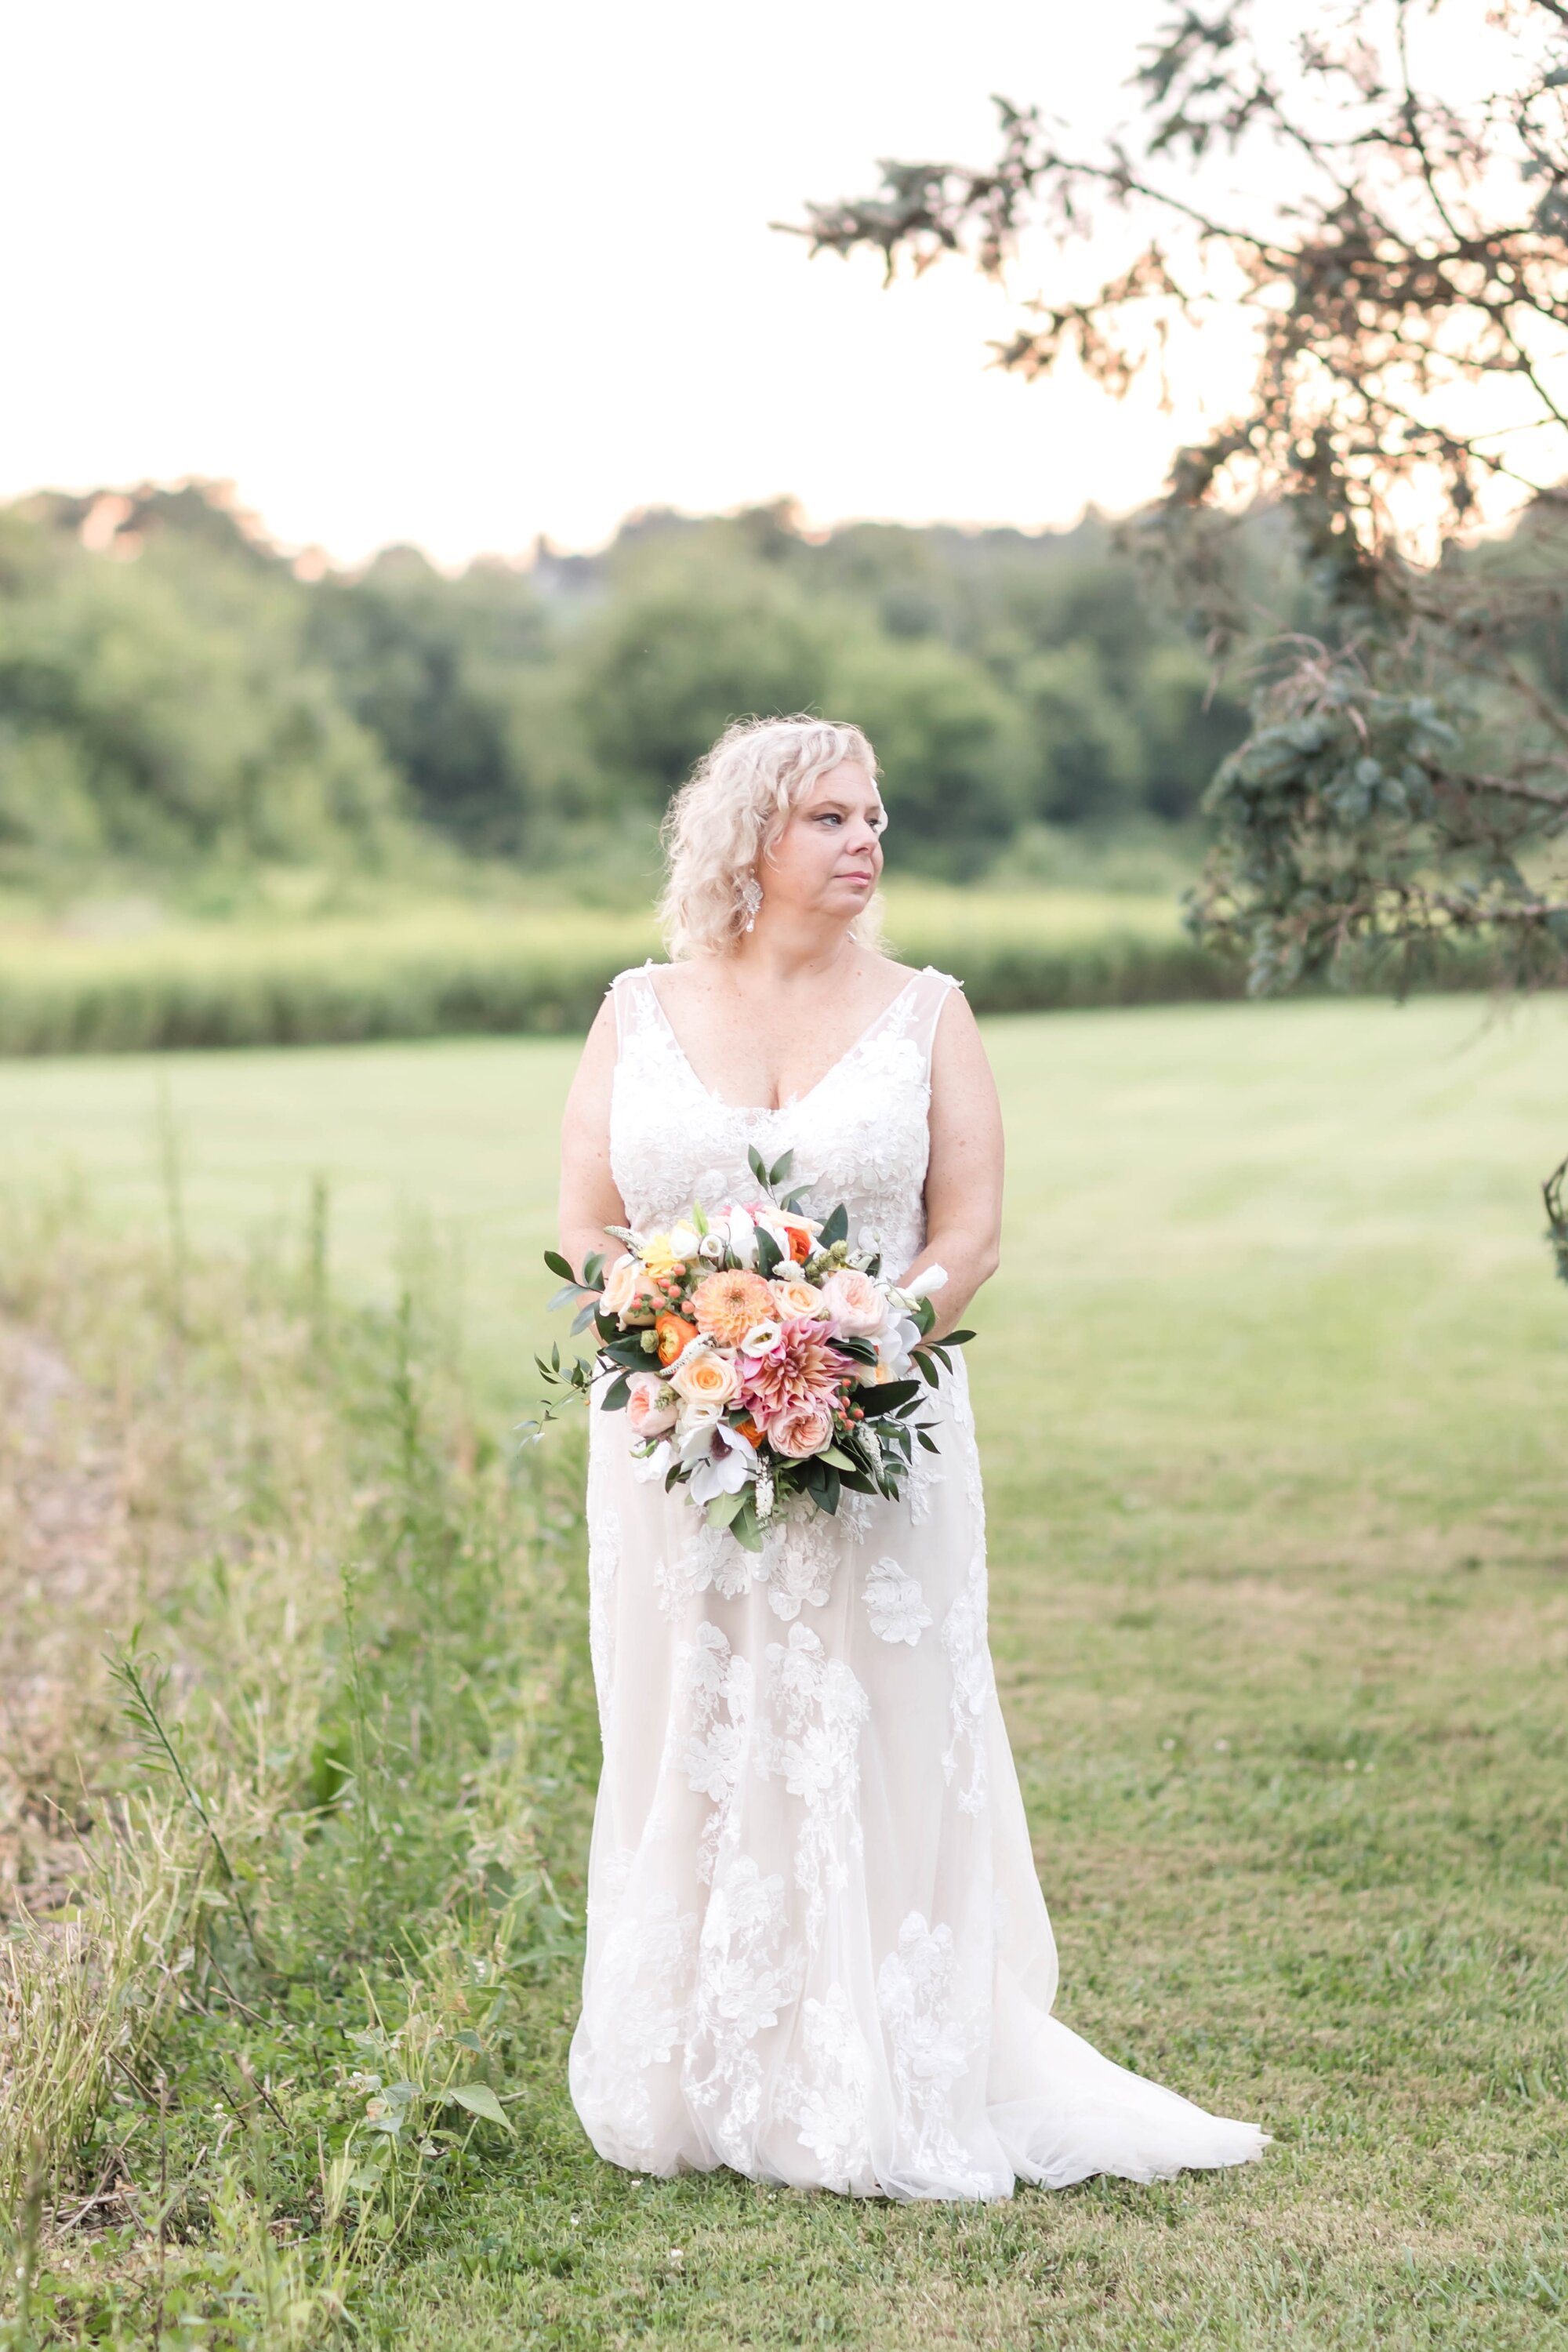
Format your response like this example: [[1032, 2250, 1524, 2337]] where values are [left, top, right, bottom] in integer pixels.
[[793, 0, 1568, 994], [827, 630, 1029, 871], [0, 503, 404, 873], [572, 549, 838, 805], [307, 549, 560, 856]]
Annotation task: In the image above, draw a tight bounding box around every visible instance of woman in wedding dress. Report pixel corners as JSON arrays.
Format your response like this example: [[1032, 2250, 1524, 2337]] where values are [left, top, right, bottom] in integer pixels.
[[555, 715, 1269, 2200]]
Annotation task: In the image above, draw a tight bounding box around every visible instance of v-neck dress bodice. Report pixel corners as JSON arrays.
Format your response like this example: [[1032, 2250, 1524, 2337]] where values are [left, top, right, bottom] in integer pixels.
[[568, 957, 1270, 2200], [608, 960, 953, 1286]]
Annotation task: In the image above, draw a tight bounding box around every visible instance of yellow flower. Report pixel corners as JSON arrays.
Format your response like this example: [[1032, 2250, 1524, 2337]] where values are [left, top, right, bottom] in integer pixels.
[[641, 1231, 684, 1278]]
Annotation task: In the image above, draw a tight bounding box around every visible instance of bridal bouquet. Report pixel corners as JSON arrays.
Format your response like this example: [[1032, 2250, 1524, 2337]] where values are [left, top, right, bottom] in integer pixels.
[[539, 1148, 972, 1551]]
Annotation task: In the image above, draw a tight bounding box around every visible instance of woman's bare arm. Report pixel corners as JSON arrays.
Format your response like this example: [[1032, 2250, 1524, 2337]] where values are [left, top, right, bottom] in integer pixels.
[[557, 993, 631, 1283], [901, 988, 1004, 1341]]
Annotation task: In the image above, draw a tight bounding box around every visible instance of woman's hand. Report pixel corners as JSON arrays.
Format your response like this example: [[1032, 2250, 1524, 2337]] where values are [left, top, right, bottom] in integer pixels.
[[558, 993, 631, 1283], [905, 988, 1004, 1343]]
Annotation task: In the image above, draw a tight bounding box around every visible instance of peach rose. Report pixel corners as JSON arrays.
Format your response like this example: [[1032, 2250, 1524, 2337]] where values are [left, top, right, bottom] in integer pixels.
[[770, 1276, 823, 1321], [815, 1269, 887, 1339], [626, 1372, 678, 1439], [601, 1255, 659, 1322], [768, 1399, 836, 1459], [670, 1348, 740, 1409]]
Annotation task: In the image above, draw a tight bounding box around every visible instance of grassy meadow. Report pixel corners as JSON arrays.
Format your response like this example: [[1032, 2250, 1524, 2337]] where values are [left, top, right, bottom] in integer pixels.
[[2, 992, 1565, 2348]]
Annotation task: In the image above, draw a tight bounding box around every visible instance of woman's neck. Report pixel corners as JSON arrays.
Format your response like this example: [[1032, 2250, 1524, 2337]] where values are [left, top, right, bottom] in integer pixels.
[[724, 912, 859, 989]]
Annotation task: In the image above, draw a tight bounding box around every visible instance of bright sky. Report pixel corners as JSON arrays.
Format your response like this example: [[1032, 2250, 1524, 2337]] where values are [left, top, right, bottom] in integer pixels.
[[2, 0, 1263, 565]]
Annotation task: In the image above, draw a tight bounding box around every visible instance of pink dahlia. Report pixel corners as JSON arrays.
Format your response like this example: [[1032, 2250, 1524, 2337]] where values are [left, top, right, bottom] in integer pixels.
[[739, 1317, 853, 1430]]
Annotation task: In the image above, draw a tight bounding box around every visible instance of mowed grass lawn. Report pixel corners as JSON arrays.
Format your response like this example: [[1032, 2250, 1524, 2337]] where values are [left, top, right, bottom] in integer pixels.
[[3, 993, 1566, 2347]]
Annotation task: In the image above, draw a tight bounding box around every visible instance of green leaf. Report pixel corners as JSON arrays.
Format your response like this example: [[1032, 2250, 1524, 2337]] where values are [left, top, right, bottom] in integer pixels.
[[705, 1486, 747, 1528], [858, 1377, 921, 1418], [755, 1225, 782, 1277], [819, 1203, 848, 1249], [945, 1329, 976, 1347], [601, 1372, 631, 1412], [570, 1301, 601, 1335], [746, 1143, 768, 1186], [820, 1446, 857, 1471], [730, 1500, 764, 1552], [911, 1349, 936, 1384], [448, 2083, 513, 2132], [768, 1149, 794, 1187], [543, 1249, 574, 1281], [583, 1251, 604, 1290]]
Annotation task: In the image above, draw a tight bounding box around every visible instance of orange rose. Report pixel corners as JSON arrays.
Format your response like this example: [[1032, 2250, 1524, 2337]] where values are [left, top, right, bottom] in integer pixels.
[[733, 1414, 762, 1445], [655, 1312, 698, 1366], [787, 1226, 812, 1263]]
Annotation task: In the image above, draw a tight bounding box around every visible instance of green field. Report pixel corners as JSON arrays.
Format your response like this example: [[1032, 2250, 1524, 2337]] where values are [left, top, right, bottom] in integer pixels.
[[0, 886, 1229, 1054], [3, 993, 1566, 2348]]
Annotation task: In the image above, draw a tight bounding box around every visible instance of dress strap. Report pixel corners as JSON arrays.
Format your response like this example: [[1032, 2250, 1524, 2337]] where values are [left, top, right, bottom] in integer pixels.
[[605, 961, 659, 1054], [909, 964, 964, 1068]]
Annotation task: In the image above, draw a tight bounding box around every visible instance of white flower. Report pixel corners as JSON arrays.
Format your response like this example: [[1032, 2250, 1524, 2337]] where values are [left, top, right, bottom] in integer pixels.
[[903, 1262, 948, 1303], [631, 1438, 673, 1483], [740, 1318, 783, 1356], [699, 1233, 725, 1261], [755, 1214, 796, 1264], [723, 1205, 758, 1265], [667, 1219, 700, 1258], [686, 1421, 758, 1507]]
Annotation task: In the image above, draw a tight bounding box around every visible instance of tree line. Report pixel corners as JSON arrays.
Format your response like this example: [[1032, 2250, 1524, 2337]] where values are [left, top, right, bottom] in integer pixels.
[[0, 481, 1267, 888]]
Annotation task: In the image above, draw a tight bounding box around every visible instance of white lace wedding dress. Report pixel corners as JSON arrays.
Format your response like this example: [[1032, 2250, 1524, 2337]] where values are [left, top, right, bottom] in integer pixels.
[[568, 960, 1269, 2199]]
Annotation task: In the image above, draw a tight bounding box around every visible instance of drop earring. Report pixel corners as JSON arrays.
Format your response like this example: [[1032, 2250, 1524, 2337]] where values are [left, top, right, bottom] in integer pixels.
[[740, 873, 763, 932]]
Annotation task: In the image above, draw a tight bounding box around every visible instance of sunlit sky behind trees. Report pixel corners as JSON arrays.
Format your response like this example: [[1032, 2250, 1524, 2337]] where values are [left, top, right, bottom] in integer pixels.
[[3, 0, 1272, 566]]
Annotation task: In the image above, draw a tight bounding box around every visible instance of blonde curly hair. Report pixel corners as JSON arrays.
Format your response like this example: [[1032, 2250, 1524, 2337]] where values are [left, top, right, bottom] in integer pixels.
[[658, 715, 887, 959]]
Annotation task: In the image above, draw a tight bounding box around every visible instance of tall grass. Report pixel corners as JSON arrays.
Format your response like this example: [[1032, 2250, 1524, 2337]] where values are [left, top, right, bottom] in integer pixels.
[[0, 891, 1237, 1054], [0, 1186, 594, 2346]]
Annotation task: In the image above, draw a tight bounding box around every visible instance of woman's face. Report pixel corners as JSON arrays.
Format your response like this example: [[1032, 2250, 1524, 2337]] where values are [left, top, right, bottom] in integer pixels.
[[763, 760, 886, 926]]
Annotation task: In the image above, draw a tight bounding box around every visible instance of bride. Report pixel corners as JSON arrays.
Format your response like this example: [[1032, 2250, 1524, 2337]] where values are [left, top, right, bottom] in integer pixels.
[[556, 715, 1269, 2200]]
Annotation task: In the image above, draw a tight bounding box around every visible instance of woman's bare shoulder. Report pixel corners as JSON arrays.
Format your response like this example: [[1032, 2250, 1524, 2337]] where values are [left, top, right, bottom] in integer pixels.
[[647, 955, 722, 1010]]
